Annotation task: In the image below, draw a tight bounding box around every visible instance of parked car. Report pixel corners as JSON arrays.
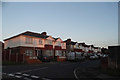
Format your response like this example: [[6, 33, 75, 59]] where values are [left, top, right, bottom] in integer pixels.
[[67, 52, 76, 61], [102, 54, 108, 58], [38, 55, 51, 62], [89, 54, 99, 60], [76, 52, 85, 61], [97, 53, 103, 58]]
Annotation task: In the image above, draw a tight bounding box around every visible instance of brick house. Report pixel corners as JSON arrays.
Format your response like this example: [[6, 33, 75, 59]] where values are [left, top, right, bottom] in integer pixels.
[[93, 47, 101, 54], [3, 31, 66, 63], [64, 39, 85, 58], [64, 39, 77, 53]]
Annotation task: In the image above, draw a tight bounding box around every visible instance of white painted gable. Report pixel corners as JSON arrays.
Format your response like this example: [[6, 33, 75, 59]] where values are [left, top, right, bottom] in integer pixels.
[[46, 36, 55, 41], [56, 38, 63, 42]]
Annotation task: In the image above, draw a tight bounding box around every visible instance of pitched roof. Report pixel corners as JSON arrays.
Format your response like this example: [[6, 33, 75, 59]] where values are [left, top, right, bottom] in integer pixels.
[[53, 38, 59, 41], [66, 41, 77, 45], [4, 31, 49, 41], [23, 31, 49, 39]]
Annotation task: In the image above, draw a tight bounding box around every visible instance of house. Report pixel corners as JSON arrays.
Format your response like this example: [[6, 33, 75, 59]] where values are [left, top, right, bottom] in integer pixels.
[[64, 39, 77, 53], [3, 31, 66, 63], [94, 47, 101, 54], [73, 42, 84, 54], [87, 45, 94, 54], [54, 38, 66, 56], [64, 39, 85, 58]]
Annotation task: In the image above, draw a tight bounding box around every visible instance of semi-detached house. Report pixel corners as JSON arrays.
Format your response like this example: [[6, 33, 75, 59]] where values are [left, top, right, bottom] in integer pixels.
[[3, 31, 66, 63]]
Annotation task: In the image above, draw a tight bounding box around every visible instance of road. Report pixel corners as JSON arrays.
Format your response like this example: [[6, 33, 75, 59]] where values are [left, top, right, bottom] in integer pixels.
[[2, 60, 101, 80]]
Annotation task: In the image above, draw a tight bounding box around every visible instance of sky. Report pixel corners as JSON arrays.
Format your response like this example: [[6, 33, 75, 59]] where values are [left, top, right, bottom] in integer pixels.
[[2, 2, 118, 48]]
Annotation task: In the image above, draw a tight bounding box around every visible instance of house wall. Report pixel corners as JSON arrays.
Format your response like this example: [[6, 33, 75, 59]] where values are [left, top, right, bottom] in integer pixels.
[[4, 36, 21, 49], [4, 35, 46, 49], [79, 45, 84, 52], [55, 39, 62, 46], [20, 35, 45, 48], [74, 43, 79, 49], [46, 36, 55, 48], [84, 47, 89, 53]]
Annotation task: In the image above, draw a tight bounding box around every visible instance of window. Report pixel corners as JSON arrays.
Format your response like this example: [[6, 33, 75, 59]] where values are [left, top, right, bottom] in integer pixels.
[[57, 41, 61, 46], [71, 45, 73, 48], [45, 50, 53, 56], [62, 43, 66, 49], [39, 39, 43, 45], [47, 40, 52, 45], [25, 50, 33, 56], [55, 50, 62, 56], [25, 37, 33, 44]]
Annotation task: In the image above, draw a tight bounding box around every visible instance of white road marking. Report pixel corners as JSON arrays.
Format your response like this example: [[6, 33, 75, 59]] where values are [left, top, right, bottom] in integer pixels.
[[8, 74, 14, 77], [74, 68, 79, 80], [16, 72, 22, 74], [22, 73, 30, 76], [24, 77, 32, 80], [42, 78, 51, 80], [15, 75, 22, 78], [31, 75, 39, 78], [18, 67, 48, 73]]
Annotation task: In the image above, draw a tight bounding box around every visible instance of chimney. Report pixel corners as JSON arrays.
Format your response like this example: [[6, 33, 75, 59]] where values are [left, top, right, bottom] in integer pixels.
[[41, 32, 47, 35], [67, 38, 71, 42]]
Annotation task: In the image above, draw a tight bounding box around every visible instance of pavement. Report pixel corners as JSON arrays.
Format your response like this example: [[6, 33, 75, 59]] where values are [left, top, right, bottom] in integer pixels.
[[1, 60, 120, 80], [74, 60, 120, 80]]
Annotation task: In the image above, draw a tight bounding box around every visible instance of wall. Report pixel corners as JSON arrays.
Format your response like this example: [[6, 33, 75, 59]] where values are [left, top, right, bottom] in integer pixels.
[[4, 36, 21, 49], [20, 35, 45, 48], [108, 46, 120, 69], [4, 35, 46, 49]]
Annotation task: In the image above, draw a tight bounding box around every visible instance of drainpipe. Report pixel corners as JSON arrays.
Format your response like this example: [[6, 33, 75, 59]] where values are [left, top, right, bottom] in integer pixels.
[[23, 53, 25, 63], [9, 49, 11, 61], [34, 47, 35, 57], [16, 53, 18, 63]]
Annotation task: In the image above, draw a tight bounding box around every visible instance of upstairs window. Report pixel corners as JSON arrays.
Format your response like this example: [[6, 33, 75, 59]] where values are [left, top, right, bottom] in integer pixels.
[[62, 43, 66, 48], [25, 37, 33, 44], [39, 39, 43, 45], [71, 45, 73, 48], [47, 40, 52, 45], [57, 41, 61, 46]]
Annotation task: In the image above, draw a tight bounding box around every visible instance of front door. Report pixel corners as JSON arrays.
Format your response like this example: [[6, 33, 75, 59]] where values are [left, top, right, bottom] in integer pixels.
[[37, 50, 43, 60]]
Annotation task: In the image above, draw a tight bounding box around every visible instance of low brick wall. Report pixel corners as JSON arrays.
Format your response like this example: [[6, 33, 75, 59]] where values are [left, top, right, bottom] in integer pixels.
[[57, 56, 66, 62], [25, 56, 42, 64]]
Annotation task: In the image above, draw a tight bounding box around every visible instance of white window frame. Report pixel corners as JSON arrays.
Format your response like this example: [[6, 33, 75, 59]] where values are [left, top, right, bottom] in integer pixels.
[[39, 39, 43, 45], [47, 40, 52, 45], [25, 37, 33, 44]]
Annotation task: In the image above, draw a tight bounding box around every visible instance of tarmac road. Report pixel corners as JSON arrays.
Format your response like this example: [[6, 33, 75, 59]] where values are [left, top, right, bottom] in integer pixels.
[[2, 60, 101, 80]]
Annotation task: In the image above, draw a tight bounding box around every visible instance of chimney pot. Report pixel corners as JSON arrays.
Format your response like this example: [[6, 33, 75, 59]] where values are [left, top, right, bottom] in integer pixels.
[[67, 38, 71, 42], [41, 32, 47, 35]]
